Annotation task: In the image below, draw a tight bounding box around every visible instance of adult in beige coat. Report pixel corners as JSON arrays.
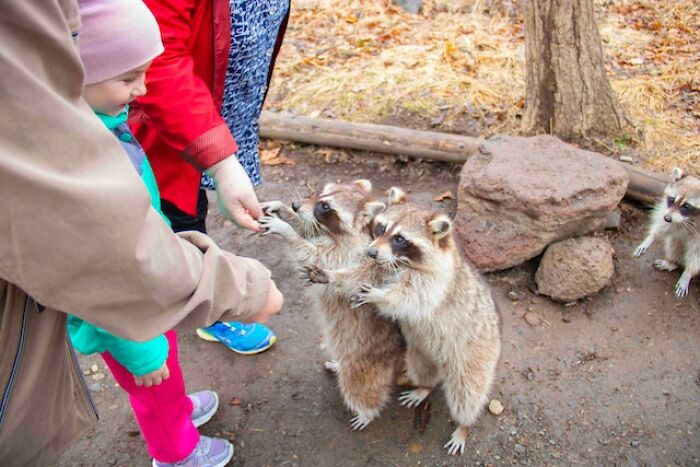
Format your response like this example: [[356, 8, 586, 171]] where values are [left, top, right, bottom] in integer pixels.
[[0, 1, 282, 465]]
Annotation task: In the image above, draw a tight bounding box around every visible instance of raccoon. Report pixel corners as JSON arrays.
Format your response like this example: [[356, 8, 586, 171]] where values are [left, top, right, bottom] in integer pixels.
[[303, 194, 501, 455], [634, 167, 700, 297], [259, 180, 406, 430]]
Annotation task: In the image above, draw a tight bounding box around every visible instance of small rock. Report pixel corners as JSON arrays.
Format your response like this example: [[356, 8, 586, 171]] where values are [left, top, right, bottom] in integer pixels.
[[630, 439, 641, 447], [230, 397, 242, 406], [126, 429, 140, 437], [89, 383, 103, 392], [82, 369, 91, 376], [91, 372, 105, 381], [507, 290, 521, 301], [514, 443, 526, 454], [605, 210, 622, 230], [535, 236, 615, 302], [619, 155, 635, 163], [394, 0, 422, 13], [90, 364, 99, 373], [524, 368, 535, 381], [524, 311, 542, 327], [488, 399, 504, 415]]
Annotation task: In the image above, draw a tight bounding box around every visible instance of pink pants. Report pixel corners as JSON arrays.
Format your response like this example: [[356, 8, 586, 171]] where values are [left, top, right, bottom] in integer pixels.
[[101, 330, 199, 463]]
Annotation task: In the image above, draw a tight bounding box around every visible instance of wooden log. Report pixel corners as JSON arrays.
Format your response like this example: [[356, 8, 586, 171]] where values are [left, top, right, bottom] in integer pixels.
[[259, 111, 482, 163], [259, 111, 668, 204]]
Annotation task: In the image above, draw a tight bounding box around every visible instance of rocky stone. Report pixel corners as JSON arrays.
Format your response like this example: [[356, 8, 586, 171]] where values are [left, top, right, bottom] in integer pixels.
[[524, 311, 542, 327], [535, 236, 615, 302], [455, 135, 628, 271], [488, 399, 504, 415]]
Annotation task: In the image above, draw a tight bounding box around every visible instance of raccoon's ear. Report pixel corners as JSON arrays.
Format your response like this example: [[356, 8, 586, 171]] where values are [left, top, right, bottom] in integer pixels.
[[386, 186, 408, 205], [353, 179, 373, 193], [322, 182, 338, 194], [672, 167, 685, 181], [359, 201, 386, 224], [428, 214, 452, 239]]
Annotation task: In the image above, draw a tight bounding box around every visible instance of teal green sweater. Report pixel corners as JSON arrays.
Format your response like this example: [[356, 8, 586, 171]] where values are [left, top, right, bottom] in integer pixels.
[[67, 109, 170, 376]]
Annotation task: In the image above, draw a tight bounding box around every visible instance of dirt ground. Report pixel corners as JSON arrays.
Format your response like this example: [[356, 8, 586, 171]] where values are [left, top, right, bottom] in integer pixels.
[[60, 147, 700, 466]]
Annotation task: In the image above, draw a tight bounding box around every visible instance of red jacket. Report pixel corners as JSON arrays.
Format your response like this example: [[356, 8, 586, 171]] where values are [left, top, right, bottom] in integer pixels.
[[130, 0, 289, 216]]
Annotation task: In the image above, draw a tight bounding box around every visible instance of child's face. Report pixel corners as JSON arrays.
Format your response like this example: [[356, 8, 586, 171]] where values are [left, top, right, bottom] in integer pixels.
[[83, 60, 152, 116]]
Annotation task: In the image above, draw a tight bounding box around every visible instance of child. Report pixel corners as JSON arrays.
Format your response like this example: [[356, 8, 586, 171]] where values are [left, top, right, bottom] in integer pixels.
[[68, 1, 238, 465]]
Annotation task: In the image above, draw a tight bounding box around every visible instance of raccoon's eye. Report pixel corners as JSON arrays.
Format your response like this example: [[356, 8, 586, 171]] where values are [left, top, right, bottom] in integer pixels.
[[373, 222, 386, 238], [667, 196, 676, 206], [392, 235, 408, 247], [680, 202, 696, 214], [320, 202, 332, 213]]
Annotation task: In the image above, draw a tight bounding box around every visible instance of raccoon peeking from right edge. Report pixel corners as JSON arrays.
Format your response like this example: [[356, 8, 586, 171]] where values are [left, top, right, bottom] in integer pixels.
[[634, 167, 700, 298], [303, 188, 501, 456]]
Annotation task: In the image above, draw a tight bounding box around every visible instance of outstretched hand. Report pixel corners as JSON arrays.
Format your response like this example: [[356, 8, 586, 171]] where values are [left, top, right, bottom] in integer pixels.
[[206, 157, 263, 232]]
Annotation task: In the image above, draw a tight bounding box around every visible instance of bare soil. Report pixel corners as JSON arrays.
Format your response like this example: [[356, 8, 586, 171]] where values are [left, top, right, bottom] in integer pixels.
[[60, 146, 700, 466]]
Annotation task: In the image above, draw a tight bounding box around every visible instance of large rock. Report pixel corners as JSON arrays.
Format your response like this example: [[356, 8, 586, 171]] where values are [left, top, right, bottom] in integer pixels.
[[455, 135, 628, 271], [535, 236, 615, 302]]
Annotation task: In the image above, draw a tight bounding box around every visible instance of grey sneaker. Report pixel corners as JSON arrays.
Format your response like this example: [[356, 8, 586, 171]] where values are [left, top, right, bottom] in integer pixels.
[[189, 390, 219, 428], [152, 436, 233, 467]]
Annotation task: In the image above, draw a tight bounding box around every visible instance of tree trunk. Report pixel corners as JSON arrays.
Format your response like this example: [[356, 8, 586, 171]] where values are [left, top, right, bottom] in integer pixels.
[[522, 0, 634, 141]]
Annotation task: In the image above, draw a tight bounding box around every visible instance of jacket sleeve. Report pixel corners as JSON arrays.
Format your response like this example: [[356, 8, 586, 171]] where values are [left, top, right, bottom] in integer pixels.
[[135, 0, 237, 171], [0, 0, 271, 342], [67, 317, 169, 377]]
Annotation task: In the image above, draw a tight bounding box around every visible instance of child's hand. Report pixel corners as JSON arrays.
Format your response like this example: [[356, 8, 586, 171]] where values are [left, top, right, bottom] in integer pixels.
[[248, 280, 284, 323], [134, 362, 170, 387]]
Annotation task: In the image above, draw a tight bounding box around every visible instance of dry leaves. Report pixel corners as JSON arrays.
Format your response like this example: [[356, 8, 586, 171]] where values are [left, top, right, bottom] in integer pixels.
[[260, 144, 295, 166], [433, 190, 453, 202]]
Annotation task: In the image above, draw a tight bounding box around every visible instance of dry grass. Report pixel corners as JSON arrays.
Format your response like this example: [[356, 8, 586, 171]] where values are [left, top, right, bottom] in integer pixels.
[[266, 0, 700, 175]]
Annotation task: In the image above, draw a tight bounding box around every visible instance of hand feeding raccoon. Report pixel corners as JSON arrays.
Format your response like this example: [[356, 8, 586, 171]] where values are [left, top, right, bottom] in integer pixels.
[[304, 190, 501, 455], [259, 180, 406, 430], [634, 167, 700, 298]]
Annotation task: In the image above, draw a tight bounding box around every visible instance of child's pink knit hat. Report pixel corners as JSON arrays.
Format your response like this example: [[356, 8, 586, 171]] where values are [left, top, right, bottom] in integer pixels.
[[78, 0, 164, 85]]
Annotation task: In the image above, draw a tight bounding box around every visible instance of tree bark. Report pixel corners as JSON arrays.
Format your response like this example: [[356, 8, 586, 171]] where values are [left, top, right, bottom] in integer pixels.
[[522, 0, 634, 141]]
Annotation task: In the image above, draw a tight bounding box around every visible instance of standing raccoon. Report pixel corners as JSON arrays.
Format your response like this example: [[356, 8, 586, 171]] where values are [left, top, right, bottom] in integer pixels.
[[304, 194, 501, 455], [634, 167, 700, 297], [259, 180, 406, 430]]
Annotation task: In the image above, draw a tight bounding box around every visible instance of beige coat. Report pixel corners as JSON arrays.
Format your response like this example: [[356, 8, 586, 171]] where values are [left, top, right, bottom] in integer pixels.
[[0, 2, 271, 465]]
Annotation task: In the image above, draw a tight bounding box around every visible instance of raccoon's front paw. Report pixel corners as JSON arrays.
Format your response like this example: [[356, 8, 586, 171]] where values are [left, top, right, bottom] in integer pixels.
[[675, 273, 691, 298], [300, 265, 330, 284], [260, 200, 286, 216], [259, 215, 294, 237], [633, 239, 652, 257], [350, 284, 384, 308]]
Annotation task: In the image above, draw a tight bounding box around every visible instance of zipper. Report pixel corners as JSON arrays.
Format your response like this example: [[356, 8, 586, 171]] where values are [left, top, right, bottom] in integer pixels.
[[0, 296, 30, 432], [67, 333, 99, 419]]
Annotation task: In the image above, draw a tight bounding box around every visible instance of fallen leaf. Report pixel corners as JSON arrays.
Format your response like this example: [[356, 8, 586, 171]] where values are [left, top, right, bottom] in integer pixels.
[[433, 191, 453, 202], [260, 146, 281, 162]]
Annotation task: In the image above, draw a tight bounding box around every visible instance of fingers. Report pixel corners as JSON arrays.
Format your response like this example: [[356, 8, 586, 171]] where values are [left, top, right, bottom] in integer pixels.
[[231, 208, 262, 232]]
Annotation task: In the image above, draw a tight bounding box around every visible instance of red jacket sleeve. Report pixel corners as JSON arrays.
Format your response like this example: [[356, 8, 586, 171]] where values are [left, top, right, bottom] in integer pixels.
[[136, 0, 237, 171]]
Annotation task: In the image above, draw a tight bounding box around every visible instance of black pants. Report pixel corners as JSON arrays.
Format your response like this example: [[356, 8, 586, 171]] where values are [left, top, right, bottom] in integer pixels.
[[161, 189, 208, 234]]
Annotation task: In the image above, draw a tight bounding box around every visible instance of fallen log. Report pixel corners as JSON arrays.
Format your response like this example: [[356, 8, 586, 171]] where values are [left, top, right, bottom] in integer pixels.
[[259, 111, 669, 205]]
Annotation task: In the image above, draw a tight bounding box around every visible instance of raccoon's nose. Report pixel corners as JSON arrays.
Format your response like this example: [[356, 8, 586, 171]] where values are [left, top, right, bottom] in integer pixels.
[[292, 201, 301, 212], [664, 214, 672, 223], [367, 247, 379, 259]]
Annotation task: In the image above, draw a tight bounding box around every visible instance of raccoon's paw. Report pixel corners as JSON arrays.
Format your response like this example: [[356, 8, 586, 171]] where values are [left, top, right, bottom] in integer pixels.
[[398, 388, 431, 408], [324, 360, 340, 373], [633, 240, 652, 257], [351, 283, 384, 308], [300, 265, 330, 284], [444, 426, 469, 456], [675, 273, 691, 298], [260, 200, 286, 216], [259, 215, 294, 237], [350, 409, 378, 431], [654, 259, 678, 271]]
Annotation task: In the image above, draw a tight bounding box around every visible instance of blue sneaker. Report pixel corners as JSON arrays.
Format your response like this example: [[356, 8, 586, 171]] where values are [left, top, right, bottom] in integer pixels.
[[196, 322, 276, 355]]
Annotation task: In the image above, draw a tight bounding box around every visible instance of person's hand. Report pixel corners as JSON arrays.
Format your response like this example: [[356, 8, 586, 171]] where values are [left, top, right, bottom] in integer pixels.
[[205, 157, 263, 232], [134, 362, 170, 387], [248, 280, 284, 323]]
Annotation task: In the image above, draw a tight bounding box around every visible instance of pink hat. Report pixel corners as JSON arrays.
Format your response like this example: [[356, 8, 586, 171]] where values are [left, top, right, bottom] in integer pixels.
[[78, 0, 164, 85]]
